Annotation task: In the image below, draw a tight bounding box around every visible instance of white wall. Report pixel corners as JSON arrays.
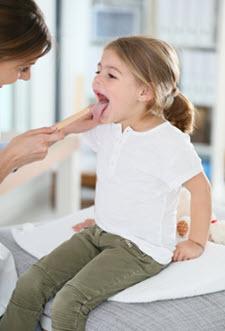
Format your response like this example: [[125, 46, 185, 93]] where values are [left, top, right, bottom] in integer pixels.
[[59, 0, 92, 119], [0, 85, 13, 132], [30, 0, 57, 128]]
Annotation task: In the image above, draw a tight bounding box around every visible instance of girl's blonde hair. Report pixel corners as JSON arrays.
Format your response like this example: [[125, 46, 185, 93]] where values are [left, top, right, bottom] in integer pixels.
[[105, 36, 195, 134]]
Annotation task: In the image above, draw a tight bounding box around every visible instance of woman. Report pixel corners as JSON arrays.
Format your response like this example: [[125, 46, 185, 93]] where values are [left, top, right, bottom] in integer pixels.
[[0, 0, 65, 184], [0, 1, 64, 330]]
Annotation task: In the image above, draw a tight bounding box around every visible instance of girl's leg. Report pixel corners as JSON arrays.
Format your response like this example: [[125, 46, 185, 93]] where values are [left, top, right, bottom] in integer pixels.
[[1, 315, 42, 330], [35, 323, 43, 331], [51, 232, 168, 331], [0, 226, 101, 331]]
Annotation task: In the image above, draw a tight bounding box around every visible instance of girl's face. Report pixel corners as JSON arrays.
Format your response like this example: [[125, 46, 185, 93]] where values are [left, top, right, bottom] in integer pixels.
[[0, 58, 36, 87], [92, 49, 152, 130]]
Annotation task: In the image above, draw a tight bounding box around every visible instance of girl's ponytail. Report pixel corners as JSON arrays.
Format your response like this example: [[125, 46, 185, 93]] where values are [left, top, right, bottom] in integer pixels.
[[163, 92, 195, 134]]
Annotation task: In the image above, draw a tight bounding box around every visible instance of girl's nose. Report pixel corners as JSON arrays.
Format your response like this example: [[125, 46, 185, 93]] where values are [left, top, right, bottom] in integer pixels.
[[93, 73, 103, 84]]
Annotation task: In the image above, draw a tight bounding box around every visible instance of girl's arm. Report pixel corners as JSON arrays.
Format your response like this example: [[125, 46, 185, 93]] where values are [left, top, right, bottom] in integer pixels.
[[173, 171, 212, 262]]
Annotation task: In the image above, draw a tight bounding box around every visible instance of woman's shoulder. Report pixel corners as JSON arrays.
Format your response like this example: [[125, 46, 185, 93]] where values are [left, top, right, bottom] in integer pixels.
[[0, 142, 8, 152]]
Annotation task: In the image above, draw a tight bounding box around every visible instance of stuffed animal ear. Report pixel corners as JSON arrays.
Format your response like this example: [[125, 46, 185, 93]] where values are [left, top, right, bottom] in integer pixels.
[[176, 188, 191, 220], [209, 220, 225, 245]]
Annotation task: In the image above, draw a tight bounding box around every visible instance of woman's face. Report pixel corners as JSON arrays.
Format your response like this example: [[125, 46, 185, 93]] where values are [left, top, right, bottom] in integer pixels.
[[0, 58, 36, 87]]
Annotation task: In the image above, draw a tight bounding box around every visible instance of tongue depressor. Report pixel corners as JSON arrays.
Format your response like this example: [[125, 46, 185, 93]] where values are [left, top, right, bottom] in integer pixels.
[[55, 106, 90, 130]]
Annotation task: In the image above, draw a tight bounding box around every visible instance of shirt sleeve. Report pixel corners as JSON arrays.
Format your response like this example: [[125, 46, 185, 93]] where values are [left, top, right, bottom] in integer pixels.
[[162, 134, 203, 190]]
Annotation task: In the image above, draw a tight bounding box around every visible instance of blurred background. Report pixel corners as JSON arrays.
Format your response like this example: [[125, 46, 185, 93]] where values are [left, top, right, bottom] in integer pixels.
[[1, 0, 225, 226]]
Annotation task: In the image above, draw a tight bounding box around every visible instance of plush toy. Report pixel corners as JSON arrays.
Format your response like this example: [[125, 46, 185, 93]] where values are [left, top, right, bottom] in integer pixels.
[[209, 220, 225, 245], [176, 187, 225, 245]]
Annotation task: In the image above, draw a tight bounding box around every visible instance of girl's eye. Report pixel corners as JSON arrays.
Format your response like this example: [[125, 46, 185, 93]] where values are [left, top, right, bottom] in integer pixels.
[[95, 71, 116, 79], [108, 73, 116, 79], [20, 67, 29, 73]]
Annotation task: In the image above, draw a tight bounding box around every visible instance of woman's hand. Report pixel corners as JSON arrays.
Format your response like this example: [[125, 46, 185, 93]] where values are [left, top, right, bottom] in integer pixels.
[[5, 126, 64, 169], [172, 239, 204, 262], [59, 105, 101, 136], [72, 219, 96, 232]]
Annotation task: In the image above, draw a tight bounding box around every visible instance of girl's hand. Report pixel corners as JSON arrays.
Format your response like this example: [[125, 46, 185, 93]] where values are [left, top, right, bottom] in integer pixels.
[[172, 239, 204, 262], [59, 105, 101, 136], [72, 219, 96, 232], [6, 126, 64, 169]]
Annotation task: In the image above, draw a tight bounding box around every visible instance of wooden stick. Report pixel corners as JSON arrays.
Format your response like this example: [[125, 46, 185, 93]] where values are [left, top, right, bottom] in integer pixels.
[[55, 106, 90, 130]]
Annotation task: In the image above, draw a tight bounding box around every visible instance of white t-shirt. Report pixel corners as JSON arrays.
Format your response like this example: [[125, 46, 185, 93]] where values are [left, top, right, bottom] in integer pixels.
[[83, 121, 203, 264]]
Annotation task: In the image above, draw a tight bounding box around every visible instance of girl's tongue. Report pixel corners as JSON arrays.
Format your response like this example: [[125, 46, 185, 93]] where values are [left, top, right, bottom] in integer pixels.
[[92, 94, 109, 120], [92, 100, 109, 120]]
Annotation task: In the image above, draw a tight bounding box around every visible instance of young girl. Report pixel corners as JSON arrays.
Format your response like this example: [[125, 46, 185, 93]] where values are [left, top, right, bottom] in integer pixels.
[[0, 36, 211, 331]]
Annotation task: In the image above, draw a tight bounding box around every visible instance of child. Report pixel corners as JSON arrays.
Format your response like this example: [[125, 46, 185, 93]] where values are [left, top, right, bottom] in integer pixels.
[[0, 36, 211, 331]]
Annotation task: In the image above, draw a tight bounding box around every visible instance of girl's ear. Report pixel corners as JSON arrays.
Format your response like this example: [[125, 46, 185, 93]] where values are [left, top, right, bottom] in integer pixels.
[[138, 86, 154, 102]]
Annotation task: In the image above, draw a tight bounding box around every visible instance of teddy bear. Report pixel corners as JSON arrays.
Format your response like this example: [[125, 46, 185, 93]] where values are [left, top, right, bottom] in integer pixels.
[[176, 187, 225, 245]]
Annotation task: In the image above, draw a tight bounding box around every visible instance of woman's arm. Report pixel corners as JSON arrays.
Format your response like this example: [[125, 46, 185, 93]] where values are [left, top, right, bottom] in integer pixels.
[[0, 127, 64, 184], [173, 171, 212, 262], [0, 146, 14, 183]]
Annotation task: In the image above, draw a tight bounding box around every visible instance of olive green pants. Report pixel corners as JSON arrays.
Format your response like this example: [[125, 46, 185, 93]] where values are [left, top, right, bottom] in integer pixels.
[[0, 225, 168, 331]]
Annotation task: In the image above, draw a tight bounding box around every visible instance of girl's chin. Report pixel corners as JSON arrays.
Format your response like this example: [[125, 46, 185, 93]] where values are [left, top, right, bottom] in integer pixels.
[[99, 117, 111, 124]]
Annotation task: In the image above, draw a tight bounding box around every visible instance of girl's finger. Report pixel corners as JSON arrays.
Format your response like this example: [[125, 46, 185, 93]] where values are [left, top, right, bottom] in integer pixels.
[[47, 131, 65, 143], [172, 249, 179, 262]]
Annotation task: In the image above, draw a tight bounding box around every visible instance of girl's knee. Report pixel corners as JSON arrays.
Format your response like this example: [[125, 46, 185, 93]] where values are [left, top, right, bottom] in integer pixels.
[[52, 285, 89, 327], [12, 265, 53, 308]]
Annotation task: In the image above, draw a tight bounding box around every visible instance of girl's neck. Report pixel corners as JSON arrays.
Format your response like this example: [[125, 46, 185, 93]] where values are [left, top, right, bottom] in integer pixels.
[[121, 112, 165, 133]]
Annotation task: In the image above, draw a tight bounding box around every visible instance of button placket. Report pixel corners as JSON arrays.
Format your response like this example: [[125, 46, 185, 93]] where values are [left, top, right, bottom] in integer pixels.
[[108, 127, 130, 177], [108, 136, 123, 175]]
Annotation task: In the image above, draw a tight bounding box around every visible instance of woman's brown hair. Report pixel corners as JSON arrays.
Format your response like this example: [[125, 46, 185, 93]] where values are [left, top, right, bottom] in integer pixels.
[[0, 0, 52, 62], [105, 36, 195, 134]]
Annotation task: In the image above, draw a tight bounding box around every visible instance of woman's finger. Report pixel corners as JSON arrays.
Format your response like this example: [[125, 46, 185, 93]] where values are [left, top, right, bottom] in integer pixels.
[[29, 126, 57, 135]]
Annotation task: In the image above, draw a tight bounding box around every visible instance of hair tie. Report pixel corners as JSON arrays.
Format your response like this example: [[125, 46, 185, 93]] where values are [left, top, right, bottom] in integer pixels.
[[167, 95, 174, 106], [173, 86, 180, 97]]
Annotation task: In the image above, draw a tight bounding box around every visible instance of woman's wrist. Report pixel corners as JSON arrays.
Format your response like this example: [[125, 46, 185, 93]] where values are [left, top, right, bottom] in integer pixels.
[[0, 145, 17, 183]]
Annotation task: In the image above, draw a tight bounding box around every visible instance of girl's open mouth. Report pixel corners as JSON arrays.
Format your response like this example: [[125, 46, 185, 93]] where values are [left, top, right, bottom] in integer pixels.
[[92, 92, 109, 120]]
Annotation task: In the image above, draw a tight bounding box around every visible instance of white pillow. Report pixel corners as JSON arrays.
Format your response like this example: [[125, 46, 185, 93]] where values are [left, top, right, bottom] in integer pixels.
[[12, 207, 225, 303], [109, 241, 225, 302]]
